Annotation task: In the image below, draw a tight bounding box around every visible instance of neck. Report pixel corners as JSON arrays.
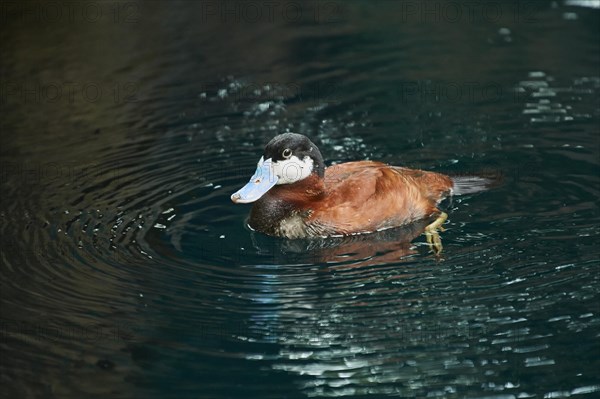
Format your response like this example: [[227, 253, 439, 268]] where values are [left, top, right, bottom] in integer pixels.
[[249, 173, 325, 235]]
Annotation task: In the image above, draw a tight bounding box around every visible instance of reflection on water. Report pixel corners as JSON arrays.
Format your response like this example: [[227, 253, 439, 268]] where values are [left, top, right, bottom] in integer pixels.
[[1, 1, 599, 398]]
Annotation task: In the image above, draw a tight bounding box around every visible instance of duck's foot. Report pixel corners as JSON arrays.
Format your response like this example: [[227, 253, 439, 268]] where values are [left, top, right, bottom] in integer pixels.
[[424, 212, 448, 255]]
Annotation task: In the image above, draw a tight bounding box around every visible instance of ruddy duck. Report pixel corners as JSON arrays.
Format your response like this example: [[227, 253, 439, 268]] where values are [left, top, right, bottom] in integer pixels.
[[231, 133, 486, 252]]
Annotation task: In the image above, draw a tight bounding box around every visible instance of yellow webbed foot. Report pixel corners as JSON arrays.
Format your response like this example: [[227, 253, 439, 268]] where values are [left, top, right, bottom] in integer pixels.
[[424, 211, 448, 255]]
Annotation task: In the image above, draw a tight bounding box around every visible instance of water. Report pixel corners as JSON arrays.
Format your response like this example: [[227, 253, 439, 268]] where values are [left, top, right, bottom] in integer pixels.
[[1, 1, 599, 398]]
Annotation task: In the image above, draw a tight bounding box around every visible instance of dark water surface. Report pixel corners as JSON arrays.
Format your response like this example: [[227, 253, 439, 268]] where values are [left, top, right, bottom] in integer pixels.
[[1, 1, 599, 398]]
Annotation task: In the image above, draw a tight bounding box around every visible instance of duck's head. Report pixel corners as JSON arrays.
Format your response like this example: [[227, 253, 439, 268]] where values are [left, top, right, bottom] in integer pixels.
[[231, 133, 326, 203]]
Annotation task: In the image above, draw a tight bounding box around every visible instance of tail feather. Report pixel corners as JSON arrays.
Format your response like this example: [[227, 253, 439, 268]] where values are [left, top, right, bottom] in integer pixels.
[[451, 176, 493, 196]]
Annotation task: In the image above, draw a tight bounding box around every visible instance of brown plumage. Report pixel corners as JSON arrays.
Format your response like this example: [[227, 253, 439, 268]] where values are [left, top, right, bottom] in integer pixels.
[[318, 161, 452, 231], [246, 161, 452, 238]]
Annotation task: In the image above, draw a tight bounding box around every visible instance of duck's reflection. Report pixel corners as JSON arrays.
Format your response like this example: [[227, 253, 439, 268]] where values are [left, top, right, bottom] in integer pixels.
[[249, 218, 436, 268]]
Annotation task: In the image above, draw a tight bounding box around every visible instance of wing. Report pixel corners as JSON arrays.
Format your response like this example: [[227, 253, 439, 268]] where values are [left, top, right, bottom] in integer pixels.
[[391, 166, 454, 204], [310, 161, 452, 234]]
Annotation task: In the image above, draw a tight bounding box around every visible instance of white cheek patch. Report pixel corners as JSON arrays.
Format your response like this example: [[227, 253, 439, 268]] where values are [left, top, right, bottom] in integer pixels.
[[272, 156, 313, 185]]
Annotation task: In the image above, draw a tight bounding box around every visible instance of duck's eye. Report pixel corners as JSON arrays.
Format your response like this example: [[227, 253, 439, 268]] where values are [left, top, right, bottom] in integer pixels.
[[282, 148, 292, 159]]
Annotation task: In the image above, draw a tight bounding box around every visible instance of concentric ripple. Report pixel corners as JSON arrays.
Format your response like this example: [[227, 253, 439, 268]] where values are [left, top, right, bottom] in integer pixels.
[[2, 1, 599, 398]]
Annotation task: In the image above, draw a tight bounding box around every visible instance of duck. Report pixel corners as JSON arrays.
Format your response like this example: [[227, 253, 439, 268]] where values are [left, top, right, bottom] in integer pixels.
[[231, 133, 486, 252]]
